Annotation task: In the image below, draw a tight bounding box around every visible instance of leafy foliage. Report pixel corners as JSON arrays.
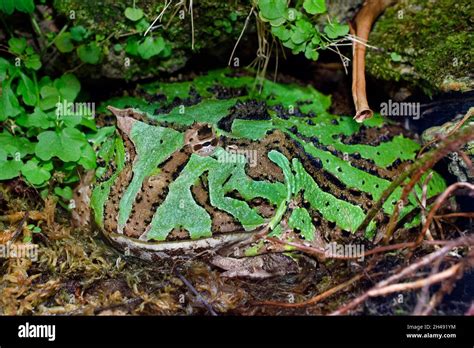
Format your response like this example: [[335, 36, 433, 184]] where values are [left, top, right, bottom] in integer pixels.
[[0, 0, 35, 15], [0, 37, 105, 205], [257, 0, 349, 61]]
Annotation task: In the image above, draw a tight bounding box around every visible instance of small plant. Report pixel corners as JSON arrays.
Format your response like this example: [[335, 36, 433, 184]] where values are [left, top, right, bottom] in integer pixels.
[[0, 36, 108, 205], [257, 0, 349, 61]]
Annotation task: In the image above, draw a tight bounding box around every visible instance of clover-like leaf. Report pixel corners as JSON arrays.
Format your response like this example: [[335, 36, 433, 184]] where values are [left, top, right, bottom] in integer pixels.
[[24, 54, 42, 70], [390, 52, 402, 62], [124, 7, 144, 21], [21, 159, 51, 186], [36, 127, 87, 162], [55, 32, 75, 53], [70, 26, 87, 42], [16, 107, 55, 129], [77, 42, 102, 64], [304, 45, 319, 60], [39, 85, 60, 110], [303, 0, 326, 15], [15, 0, 35, 13], [54, 186, 73, 200], [55, 73, 81, 101], [324, 22, 349, 39], [137, 36, 165, 59], [0, 159, 23, 180], [0, 0, 15, 15], [272, 25, 291, 41], [258, 0, 287, 20], [8, 37, 27, 55]]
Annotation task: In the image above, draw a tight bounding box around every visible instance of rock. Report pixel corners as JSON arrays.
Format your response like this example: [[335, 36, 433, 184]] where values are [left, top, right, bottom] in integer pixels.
[[366, 0, 473, 95], [422, 112, 474, 183], [53, 0, 250, 79]]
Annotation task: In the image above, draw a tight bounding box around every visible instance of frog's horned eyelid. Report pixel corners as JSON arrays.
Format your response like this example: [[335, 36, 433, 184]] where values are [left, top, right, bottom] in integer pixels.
[[107, 105, 129, 117], [116, 114, 136, 136]]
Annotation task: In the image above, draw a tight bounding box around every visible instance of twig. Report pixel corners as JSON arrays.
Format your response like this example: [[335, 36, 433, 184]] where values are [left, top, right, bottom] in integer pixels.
[[355, 122, 474, 240], [230, 5, 256, 66], [351, 0, 397, 122], [255, 273, 365, 308], [366, 262, 463, 297], [416, 182, 474, 244], [330, 235, 474, 315], [175, 270, 218, 316]]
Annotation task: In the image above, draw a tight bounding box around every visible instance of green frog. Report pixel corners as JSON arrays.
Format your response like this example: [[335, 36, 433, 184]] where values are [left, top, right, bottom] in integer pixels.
[[91, 70, 446, 278]]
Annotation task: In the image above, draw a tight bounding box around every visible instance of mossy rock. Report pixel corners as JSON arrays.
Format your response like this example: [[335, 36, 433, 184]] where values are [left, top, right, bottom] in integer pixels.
[[366, 0, 473, 95], [53, 0, 250, 79]]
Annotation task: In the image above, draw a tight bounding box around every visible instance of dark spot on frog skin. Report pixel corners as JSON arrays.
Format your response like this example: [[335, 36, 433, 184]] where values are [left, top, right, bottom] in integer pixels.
[[207, 84, 247, 99], [217, 100, 271, 132]]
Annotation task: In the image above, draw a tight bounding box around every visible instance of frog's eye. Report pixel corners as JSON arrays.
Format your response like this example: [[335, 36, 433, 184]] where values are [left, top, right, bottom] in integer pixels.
[[185, 123, 219, 157], [197, 124, 213, 140]]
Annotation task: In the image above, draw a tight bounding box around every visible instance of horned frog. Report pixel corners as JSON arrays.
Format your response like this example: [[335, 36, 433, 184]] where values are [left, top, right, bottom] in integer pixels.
[[91, 70, 446, 278]]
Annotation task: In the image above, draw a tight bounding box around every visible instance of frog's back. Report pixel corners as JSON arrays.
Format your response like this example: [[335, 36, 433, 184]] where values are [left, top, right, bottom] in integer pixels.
[[92, 69, 446, 258]]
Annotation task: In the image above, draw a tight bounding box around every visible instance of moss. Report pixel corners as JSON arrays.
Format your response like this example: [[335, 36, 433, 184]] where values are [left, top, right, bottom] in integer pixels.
[[366, 0, 473, 95], [53, 0, 250, 79]]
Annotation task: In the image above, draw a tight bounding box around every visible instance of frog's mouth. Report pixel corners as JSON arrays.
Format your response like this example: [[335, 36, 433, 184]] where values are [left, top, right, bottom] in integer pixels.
[[104, 230, 259, 260]]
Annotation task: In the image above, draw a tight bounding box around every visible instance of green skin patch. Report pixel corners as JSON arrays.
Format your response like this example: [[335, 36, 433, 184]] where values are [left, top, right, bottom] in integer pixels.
[[94, 69, 447, 244]]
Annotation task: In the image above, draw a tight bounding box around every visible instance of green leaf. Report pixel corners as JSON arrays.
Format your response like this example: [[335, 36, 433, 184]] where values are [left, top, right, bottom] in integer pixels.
[[24, 54, 42, 70], [304, 45, 319, 60], [54, 186, 73, 200], [21, 159, 51, 185], [0, 57, 11, 80], [18, 72, 37, 106], [55, 73, 81, 101], [0, 132, 35, 157], [0, 160, 23, 180], [135, 18, 151, 33], [124, 7, 144, 21], [55, 32, 74, 53], [258, 0, 287, 21], [39, 85, 60, 110], [78, 143, 96, 170], [35, 128, 87, 162], [8, 37, 27, 55], [324, 22, 349, 39], [125, 37, 139, 56], [16, 107, 55, 129], [390, 52, 402, 62], [272, 25, 291, 41], [0, 79, 22, 119], [303, 0, 326, 15], [70, 26, 87, 42], [137, 36, 165, 59], [15, 0, 35, 13], [0, 0, 15, 14], [77, 42, 102, 64]]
